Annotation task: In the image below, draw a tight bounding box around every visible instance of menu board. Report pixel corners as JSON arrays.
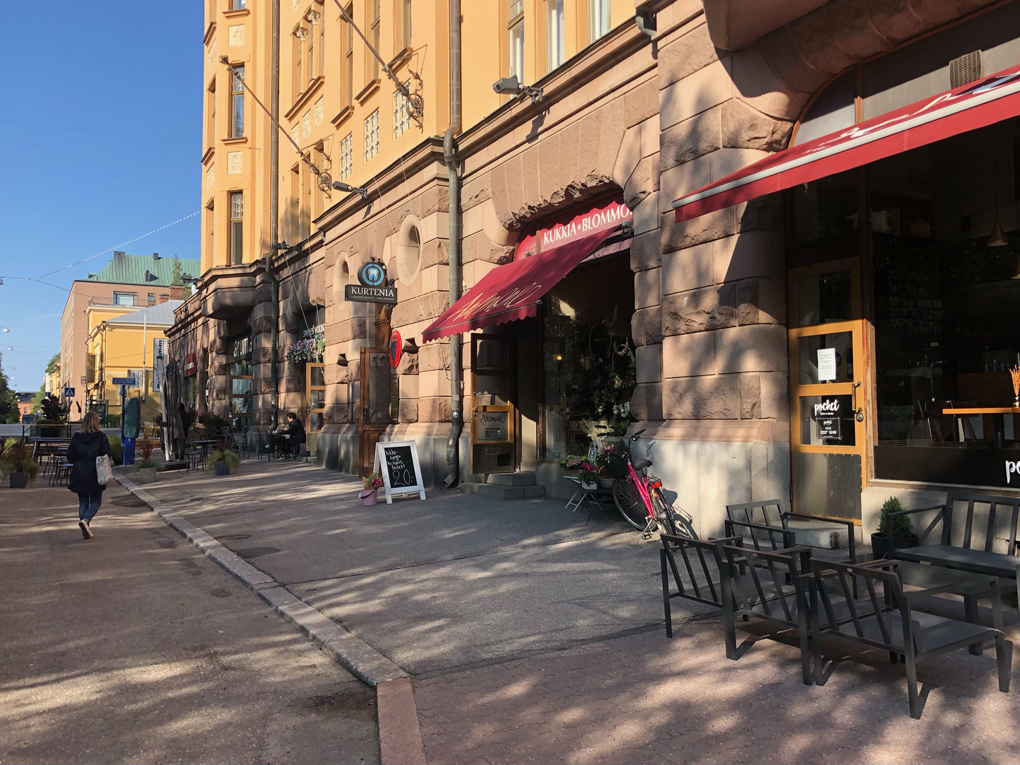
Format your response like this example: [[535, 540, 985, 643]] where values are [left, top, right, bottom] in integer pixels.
[[373, 440, 427, 504]]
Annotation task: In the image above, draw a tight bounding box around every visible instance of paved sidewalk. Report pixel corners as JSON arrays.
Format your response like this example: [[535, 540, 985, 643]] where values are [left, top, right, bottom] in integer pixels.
[[0, 479, 379, 765]]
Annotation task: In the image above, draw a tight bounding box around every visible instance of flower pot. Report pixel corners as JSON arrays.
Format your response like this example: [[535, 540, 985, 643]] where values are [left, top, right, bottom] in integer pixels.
[[213, 460, 230, 476], [9, 472, 28, 489], [359, 489, 378, 506], [580, 480, 598, 492], [136, 467, 157, 484], [871, 532, 919, 559]]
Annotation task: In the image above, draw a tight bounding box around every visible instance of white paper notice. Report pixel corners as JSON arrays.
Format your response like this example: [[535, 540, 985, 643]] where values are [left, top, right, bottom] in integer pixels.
[[817, 347, 837, 382]]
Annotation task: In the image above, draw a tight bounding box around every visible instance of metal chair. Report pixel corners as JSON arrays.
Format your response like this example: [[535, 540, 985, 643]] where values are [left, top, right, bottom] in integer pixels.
[[659, 534, 741, 638]]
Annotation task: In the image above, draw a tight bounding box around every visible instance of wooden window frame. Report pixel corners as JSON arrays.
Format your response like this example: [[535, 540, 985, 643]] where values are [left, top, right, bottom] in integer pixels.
[[229, 190, 243, 265]]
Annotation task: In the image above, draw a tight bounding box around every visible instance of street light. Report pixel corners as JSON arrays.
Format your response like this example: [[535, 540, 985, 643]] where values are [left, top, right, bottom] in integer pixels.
[[331, 181, 369, 199]]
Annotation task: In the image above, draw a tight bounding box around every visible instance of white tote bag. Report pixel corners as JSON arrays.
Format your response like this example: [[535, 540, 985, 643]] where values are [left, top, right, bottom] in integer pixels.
[[96, 454, 113, 486]]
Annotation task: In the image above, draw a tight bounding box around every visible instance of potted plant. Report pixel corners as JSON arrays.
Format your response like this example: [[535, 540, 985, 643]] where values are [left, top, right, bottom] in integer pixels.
[[360, 473, 383, 505], [206, 440, 240, 476], [1, 440, 39, 489], [559, 455, 584, 474], [872, 497, 919, 559], [577, 461, 599, 491], [135, 440, 160, 484]]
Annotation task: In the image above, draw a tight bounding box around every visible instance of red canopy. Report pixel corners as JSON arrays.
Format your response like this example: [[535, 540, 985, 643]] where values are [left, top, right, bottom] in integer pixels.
[[673, 64, 1020, 222], [421, 228, 614, 342]]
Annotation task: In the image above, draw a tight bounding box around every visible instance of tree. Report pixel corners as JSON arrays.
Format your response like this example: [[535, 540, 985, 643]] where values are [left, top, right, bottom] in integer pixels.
[[0, 367, 18, 424], [39, 393, 67, 422], [45, 352, 60, 376], [171, 255, 183, 285], [31, 384, 45, 411]]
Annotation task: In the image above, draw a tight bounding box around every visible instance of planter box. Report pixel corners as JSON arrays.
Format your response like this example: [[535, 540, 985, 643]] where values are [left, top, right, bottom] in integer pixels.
[[136, 467, 157, 484], [9, 472, 28, 489], [213, 460, 230, 476], [871, 533, 919, 559]]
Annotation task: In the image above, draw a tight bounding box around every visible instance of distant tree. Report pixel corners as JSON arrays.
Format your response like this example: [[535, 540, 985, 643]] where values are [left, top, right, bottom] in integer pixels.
[[44, 352, 60, 376], [39, 394, 67, 422], [0, 368, 18, 424], [171, 255, 183, 285], [31, 384, 46, 411]]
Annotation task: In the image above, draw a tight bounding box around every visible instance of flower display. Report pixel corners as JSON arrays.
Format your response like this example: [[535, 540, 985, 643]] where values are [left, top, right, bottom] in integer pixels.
[[287, 332, 325, 363]]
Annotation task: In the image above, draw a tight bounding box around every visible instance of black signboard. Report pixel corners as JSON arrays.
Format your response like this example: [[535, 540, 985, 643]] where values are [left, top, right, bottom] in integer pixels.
[[817, 418, 842, 440], [345, 284, 398, 304], [372, 440, 426, 503]]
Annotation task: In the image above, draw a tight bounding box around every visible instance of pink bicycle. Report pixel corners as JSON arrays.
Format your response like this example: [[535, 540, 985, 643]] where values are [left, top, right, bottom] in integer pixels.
[[612, 429, 697, 539]]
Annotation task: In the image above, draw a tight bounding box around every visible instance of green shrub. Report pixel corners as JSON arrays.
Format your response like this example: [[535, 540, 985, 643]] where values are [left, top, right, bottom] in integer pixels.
[[877, 497, 914, 538], [0, 441, 39, 483], [108, 434, 123, 466], [206, 448, 241, 473]]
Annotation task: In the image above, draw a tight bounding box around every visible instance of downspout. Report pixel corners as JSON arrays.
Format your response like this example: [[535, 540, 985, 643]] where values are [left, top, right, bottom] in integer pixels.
[[268, 0, 281, 427], [442, 0, 462, 488]]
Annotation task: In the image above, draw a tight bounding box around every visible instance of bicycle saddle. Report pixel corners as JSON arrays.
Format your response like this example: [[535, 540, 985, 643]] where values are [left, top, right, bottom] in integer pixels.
[[632, 457, 652, 470]]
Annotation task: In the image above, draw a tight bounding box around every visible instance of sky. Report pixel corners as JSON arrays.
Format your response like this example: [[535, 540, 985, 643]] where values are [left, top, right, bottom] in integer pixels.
[[0, 2, 203, 391]]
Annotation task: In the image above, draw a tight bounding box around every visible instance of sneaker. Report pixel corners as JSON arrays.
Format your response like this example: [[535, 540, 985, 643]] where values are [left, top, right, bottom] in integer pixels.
[[79, 520, 93, 539]]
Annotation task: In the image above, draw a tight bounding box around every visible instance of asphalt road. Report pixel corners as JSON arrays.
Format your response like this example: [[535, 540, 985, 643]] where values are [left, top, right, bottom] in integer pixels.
[[0, 479, 380, 765]]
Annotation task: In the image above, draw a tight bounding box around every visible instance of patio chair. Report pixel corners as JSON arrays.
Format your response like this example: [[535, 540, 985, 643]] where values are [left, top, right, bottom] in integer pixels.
[[659, 534, 741, 638], [231, 432, 250, 459], [809, 558, 1011, 718], [721, 544, 815, 685]]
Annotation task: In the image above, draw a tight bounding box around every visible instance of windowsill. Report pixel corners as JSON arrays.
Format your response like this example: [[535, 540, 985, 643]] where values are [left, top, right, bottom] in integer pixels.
[[223, 7, 250, 18], [204, 22, 217, 45], [222, 136, 247, 145], [356, 78, 381, 104], [330, 104, 354, 129], [284, 76, 325, 121], [202, 146, 215, 164]]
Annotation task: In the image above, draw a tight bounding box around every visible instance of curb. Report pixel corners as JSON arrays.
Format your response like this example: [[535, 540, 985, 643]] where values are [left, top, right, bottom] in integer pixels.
[[377, 678, 428, 765], [115, 474, 408, 688]]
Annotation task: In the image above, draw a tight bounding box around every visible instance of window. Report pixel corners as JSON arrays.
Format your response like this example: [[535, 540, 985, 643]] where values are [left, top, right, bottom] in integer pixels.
[[302, 163, 312, 238], [293, 27, 305, 97], [230, 0, 245, 9], [206, 78, 216, 147], [364, 109, 379, 161], [113, 292, 136, 307], [393, 80, 412, 138], [341, 5, 354, 107], [369, 0, 381, 81], [230, 65, 244, 137], [208, 0, 217, 22], [318, 8, 325, 77], [148, 293, 156, 305], [547, 0, 564, 70], [307, 363, 326, 432], [590, 0, 610, 41], [307, 15, 316, 82], [206, 201, 215, 264], [397, 0, 412, 50], [339, 133, 353, 180], [227, 335, 253, 431], [290, 166, 300, 242], [229, 191, 243, 265], [316, 148, 327, 215], [509, 0, 524, 78]]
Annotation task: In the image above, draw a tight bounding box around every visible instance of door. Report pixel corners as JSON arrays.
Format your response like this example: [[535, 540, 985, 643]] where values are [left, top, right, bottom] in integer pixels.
[[788, 257, 869, 519], [359, 346, 391, 477], [470, 335, 516, 474]]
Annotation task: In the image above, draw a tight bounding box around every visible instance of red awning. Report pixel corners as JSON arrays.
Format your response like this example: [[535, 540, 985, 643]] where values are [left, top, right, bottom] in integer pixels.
[[673, 64, 1020, 222], [421, 228, 614, 342]]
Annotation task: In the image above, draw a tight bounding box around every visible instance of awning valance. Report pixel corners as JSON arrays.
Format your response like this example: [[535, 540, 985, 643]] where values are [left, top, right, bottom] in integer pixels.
[[421, 228, 614, 343], [672, 64, 1020, 222]]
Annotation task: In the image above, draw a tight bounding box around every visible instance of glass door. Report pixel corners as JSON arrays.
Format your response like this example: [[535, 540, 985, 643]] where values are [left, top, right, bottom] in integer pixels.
[[471, 335, 516, 474], [789, 257, 868, 519], [359, 347, 391, 477]]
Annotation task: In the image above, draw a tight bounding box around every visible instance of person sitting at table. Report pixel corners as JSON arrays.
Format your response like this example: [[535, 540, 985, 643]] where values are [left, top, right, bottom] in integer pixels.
[[278, 412, 305, 459]]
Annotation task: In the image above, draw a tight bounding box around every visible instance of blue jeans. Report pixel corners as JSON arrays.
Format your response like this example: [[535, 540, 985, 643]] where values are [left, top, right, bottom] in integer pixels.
[[77, 493, 102, 523]]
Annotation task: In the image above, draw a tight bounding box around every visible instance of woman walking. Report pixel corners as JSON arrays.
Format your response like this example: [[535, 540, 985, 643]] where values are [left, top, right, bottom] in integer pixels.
[[66, 412, 112, 539]]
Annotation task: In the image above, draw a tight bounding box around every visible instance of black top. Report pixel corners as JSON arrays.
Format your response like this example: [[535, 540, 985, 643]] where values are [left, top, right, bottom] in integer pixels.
[[285, 418, 306, 446], [66, 431, 112, 495]]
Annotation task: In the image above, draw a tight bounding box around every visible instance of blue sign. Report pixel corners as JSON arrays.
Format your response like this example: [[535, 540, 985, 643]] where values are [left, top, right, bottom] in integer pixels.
[[63, 387, 75, 398], [358, 261, 387, 287], [112, 377, 137, 386]]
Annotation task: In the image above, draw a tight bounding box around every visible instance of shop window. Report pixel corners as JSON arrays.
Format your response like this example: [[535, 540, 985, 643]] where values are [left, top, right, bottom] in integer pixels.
[[227, 334, 253, 431], [307, 363, 326, 432]]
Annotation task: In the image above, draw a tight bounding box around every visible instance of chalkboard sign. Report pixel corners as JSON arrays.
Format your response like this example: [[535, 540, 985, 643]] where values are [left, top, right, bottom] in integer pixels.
[[373, 440, 427, 504]]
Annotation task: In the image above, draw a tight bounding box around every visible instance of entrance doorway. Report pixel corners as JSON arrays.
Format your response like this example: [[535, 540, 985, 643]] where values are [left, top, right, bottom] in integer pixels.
[[788, 255, 869, 519], [470, 335, 516, 473], [358, 304, 397, 476]]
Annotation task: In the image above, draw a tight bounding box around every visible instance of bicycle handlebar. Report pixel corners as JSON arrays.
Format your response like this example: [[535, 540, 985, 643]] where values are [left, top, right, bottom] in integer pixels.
[[630, 428, 646, 442]]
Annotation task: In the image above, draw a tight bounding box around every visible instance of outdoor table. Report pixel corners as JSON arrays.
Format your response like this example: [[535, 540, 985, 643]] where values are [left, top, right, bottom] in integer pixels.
[[889, 560, 1007, 655], [192, 440, 217, 459], [564, 476, 602, 513]]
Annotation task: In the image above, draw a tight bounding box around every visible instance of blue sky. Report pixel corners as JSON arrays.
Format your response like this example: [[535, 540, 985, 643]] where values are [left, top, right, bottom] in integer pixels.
[[0, 2, 203, 391]]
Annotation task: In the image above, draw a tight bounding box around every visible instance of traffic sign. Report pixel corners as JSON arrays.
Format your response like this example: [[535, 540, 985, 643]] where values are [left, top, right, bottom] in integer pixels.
[[389, 330, 402, 369], [112, 377, 137, 386], [63, 387, 75, 398]]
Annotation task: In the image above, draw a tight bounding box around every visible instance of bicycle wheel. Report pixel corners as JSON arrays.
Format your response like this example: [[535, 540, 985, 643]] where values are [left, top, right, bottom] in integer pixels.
[[613, 478, 651, 530], [651, 487, 698, 538]]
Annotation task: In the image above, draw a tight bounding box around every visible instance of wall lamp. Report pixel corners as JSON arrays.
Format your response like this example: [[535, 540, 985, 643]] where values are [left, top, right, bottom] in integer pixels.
[[337, 353, 348, 367], [492, 76, 543, 104], [332, 181, 369, 199]]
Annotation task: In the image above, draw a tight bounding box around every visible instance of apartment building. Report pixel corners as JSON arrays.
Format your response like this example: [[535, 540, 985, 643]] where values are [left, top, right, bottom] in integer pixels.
[[171, 0, 1020, 538]]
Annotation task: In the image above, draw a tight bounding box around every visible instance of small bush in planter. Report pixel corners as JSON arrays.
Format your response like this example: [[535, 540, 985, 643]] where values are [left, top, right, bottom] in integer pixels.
[[1, 441, 39, 488], [108, 434, 124, 466], [135, 441, 161, 483], [873, 497, 917, 558], [206, 442, 241, 475]]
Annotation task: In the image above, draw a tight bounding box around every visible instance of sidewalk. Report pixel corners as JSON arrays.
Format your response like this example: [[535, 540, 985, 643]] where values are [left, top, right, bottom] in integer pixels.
[[129, 459, 1020, 764], [0, 479, 379, 765]]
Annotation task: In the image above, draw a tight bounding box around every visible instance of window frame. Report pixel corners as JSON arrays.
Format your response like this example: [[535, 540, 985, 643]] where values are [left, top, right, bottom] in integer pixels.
[[547, 0, 564, 71], [293, 25, 305, 99], [369, 0, 381, 82], [364, 109, 380, 162], [229, 191, 243, 265], [206, 76, 216, 147], [341, 5, 354, 108], [113, 292, 137, 307], [508, 0, 524, 79], [590, 0, 610, 42], [229, 65, 245, 138]]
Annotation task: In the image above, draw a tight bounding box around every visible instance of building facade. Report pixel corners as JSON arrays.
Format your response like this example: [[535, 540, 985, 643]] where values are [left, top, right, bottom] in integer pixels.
[[172, 0, 1020, 538], [60, 251, 195, 419]]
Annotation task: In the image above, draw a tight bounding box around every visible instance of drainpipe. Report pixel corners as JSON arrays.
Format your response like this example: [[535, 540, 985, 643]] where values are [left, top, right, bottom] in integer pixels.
[[268, 0, 281, 427], [442, 0, 462, 488]]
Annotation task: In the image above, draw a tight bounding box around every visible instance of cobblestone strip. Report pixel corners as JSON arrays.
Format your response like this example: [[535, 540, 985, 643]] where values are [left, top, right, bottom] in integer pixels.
[[116, 474, 408, 687]]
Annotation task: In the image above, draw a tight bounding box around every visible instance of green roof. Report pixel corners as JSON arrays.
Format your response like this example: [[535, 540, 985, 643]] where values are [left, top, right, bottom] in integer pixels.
[[87, 251, 199, 287]]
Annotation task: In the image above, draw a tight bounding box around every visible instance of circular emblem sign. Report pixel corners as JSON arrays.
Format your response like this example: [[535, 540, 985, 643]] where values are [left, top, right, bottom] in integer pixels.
[[389, 330, 402, 369], [358, 261, 387, 287]]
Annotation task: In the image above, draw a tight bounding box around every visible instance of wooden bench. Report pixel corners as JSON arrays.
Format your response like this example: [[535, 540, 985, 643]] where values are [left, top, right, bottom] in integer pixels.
[[887, 491, 1020, 606]]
